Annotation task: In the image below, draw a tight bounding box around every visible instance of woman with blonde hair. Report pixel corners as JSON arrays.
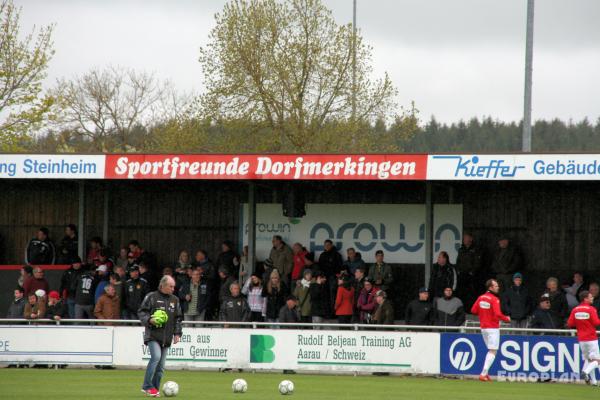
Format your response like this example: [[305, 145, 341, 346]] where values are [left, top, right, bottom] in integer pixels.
[[262, 270, 288, 324]]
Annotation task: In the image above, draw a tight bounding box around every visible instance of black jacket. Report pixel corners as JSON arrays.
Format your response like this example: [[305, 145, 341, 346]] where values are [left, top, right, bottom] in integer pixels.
[[219, 295, 250, 322], [546, 290, 569, 322], [125, 277, 149, 313], [219, 276, 236, 305], [318, 247, 343, 277], [57, 235, 78, 264], [216, 250, 239, 277], [7, 297, 26, 318], [405, 299, 433, 325], [179, 278, 212, 314], [428, 263, 458, 299], [309, 282, 329, 317], [75, 271, 98, 306], [262, 283, 288, 320], [46, 300, 68, 319], [60, 266, 85, 299], [139, 290, 183, 347], [456, 244, 483, 276], [501, 285, 533, 321], [491, 245, 522, 275], [530, 307, 563, 330], [278, 305, 300, 323], [26, 237, 55, 265], [432, 297, 466, 326]]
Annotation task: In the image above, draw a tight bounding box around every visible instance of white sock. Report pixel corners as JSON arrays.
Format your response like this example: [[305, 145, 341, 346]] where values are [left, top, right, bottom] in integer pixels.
[[481, 352, 496, 375], [584, 361, 598, 384], [583, 360, 590, 375]]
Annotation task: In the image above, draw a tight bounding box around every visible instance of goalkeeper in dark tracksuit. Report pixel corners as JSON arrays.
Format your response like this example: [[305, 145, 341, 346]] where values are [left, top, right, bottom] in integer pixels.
[[138, 275, 183, 397]]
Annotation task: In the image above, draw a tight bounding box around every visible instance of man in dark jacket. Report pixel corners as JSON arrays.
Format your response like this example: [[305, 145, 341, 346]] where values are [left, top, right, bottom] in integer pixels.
[[309, 273, 329, 326], [74, 265, 97, 319], [501, 272, 532, 328], [530, 294, 563, 331], [405, 287, 433, 325], [219, 282, 250, 323], [6, 287, 26, 318], [125, 265, 149, 320], [490, 236, 522, 292], [545, 277, 568, 325], [56, 224, 78, 264], [179, 268, 212, 321], [455, 233, 483, 310], [216, 240, 240, 278], [218, 266, 236, 306], [433, 287, 466, 327], [25, 227, 55, 265], [428, 252, 457, 299], [352, 266, 367, 321], [318, 240, 343, 310], [46, 291, 68, 320], [343, 248, 366, 275], [279, 295, 301, 323], [59, 257, 84, 318], [373, 290, 394, 325], [368, 250, 394, 291], [138, 276, 182, 397]]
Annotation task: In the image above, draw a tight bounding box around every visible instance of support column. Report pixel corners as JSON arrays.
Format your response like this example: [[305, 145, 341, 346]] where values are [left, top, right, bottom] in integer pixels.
[[247, 182, 257, 275], [424, 182, 433, 287], [77, 181, 86, 260]]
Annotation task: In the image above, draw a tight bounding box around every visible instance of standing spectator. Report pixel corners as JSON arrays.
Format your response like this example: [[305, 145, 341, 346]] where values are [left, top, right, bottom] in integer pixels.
[[6, 287, 26, 318], [97, 249, 114, 272], [59, 258, 84, 318], [23, 266, 50, 297], [405, 287, 433, 326], [74, 265, 97, 319], [114, 265, 127, 282], [545, 277, 569, 324], [428, 251, 457, 299], [279, 295, 300, 323], [309, 272, 329, 327], [501, 272, 533, 328], [108, 273, 125, 317], [490, 236, 522, 291], [343, 248, 366, 275], [455, 233, 483, 310], [179, 268, 212, 321], [94, 285, 121, 321], [25, 227, 55, 265], [128, 240, 143, 260], [353, 266, 367, 321], [564, 272, 586, 310], [529, 294, 563, 330], [238, 245, 250, 287], [115, 247, 129, 270], [293, 269, 313, 323], [218, 267, 236, 306], [318, 239, 344, 307], [269, 235, 294, 285], [372, 290, 394, 325], [291, 243, 311, 285], [193, 249, 216, 283], [175, 250, 192, 271], [24, 291, 46, 320], [357, 278, 379, 324], [589, 282, 600, 311], [335, 273, 355, 324], [124, 265, 148, 320], [46, 291, 68, 321], [140, 262, 158, 291], [56, 224, 78, 264], [87, 237, 103, 265], [241, 273, 266, 322], [216, 240, 240, 278], [94, 264, 110, 303], [219, 282, 250, 324], [262, 270, 288, 323], [433, 287, 466, 327], [368, 250, 394, 291], [18, 265, 33, 288], [261, 258, 275, 284]]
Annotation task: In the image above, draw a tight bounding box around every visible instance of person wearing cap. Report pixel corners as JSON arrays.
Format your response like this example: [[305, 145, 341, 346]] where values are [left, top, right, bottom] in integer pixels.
[[124, 265, 149, 320], [59, 257, 84, 318], [530, 294, 563, 330], [433, 287, 465, 327], [309, 272, 329, 328], [46, 290, 68, 321], [23, 266, 50, 298], [293, 269, 313, 323], [57, 224, 78, 264], [24, 291, 46, 320], [501, 272, 533, 329], [25, 227, 56, 265], [94, 284, 121, 322], [490, 235, 522, 292], [75, 264, 98, 319], [335, 273, 355, 324], [241, 272, 266, 322], [372, 290, 394, 325], [544, 277, 569, 324], [7, 287, 26, 319], [94, 264, 110, 303], [357, 278, 379, 324], [405, 287, 433, 326], [269, 235, 294, 285], [278, 294, 300, 324]]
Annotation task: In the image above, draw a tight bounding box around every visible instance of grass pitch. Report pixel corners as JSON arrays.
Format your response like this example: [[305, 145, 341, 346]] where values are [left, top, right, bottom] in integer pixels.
[[0, 369, 595, 400]]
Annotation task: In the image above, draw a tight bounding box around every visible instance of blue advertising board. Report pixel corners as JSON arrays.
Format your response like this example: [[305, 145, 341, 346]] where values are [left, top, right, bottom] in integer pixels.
[[440, 333, 590, 382]]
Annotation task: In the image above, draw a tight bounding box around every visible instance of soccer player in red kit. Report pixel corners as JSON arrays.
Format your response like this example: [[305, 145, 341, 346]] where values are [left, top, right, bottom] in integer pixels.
[[471, 279, 510, 381], [567, 290, 600, 385]]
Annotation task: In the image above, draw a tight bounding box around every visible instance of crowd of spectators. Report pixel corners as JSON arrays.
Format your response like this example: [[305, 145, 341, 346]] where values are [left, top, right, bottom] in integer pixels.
[[4, 225, 596, 331]]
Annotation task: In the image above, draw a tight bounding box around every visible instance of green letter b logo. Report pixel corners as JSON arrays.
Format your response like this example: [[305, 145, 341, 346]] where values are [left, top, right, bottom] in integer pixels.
[[250, 335, 275, 363]]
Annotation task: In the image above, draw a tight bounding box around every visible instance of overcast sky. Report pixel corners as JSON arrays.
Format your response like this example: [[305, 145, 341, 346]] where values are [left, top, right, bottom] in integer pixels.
[[17, 0, 600, 123]]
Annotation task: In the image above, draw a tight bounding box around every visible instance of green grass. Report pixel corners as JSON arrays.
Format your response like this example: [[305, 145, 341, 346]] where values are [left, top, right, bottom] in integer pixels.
[[0, 369, 596, 400]]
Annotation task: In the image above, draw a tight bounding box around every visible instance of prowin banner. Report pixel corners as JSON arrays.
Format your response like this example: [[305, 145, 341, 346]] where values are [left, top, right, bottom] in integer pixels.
[[440, 333, 586, 382], [241, 203, 463, 263]]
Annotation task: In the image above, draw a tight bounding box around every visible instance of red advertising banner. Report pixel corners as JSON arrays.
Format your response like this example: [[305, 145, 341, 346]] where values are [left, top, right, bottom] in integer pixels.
[[104, 154, 428, 180]]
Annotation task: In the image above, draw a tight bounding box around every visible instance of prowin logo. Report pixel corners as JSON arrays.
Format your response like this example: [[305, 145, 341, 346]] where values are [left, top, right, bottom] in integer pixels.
[[449, 338, 477, 371]]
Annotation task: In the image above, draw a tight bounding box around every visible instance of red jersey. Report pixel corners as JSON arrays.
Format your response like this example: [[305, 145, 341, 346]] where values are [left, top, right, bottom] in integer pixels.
[[471, 291, 510, 329], [567, 303, 600, 342]]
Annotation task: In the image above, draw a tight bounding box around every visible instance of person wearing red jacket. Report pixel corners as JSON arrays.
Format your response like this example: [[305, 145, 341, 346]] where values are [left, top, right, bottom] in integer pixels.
[[567, 290, 600, 385], [471, 279, 510, 381], [335, 274, 355, 324]]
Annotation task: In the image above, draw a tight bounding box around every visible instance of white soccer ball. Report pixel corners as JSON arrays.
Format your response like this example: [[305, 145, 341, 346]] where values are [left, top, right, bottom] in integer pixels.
[[278, 380, 294, 395], [162, 381, 179, 397], [232, 378, 248, 393]]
